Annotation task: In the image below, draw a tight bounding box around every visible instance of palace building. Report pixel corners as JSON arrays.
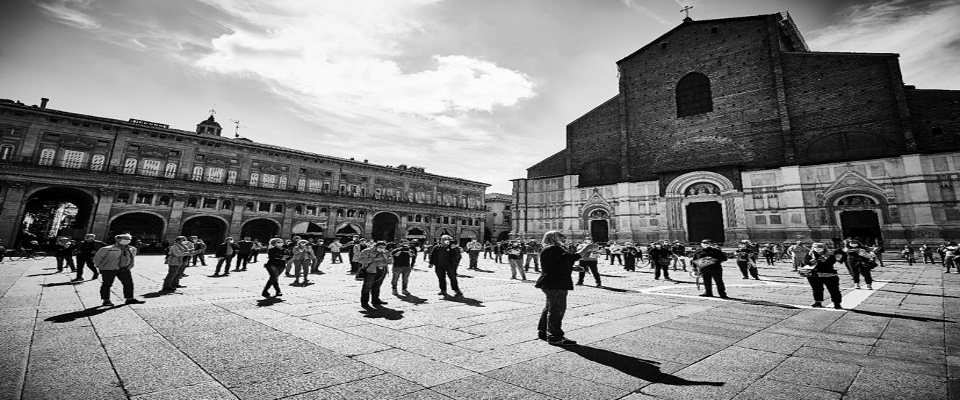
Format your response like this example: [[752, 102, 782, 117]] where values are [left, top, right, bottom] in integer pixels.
[[512, 12, 960, 246], [483, 193, 512, 243], [0, 98, 488, 249]]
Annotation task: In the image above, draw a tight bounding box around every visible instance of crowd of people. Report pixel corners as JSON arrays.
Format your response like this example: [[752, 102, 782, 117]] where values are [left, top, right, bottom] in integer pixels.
[[14, 230, 955, 347]]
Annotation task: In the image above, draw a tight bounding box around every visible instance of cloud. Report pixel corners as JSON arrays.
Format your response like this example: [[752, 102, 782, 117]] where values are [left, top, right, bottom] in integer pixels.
[[621, 0, 672, 26], [807, 0, 960, 90], [35, 0, 100, 29]]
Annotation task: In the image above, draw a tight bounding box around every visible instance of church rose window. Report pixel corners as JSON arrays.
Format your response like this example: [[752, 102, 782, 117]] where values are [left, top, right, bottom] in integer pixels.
[[676, 72, 713, 117]]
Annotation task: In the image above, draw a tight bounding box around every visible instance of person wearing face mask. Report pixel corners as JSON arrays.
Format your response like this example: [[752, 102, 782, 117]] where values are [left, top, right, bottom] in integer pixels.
[[691, 239, 729, 298], [622, 242, 640, 272], [92, 234, 144, 306], [801, 242, 843, 309], [290, 239, 316, 285], [214, 237, 240, 277], [575, 238, 602, 287], [648, 241, 673, 281], [357, 241, 392, 308], [536, 230, 599, 346], [735, 240, 760, 280], [943, 242, 959, 273], [844, 239, 875, 290], [429, 235, 463, 297], [262, 238, 287, 298], [73, 233, 106, 282], [161, 236, 190, 292]]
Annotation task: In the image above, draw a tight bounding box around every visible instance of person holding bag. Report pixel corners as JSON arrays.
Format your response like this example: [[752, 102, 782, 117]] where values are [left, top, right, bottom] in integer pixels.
[[800, 242, 842, 309], [290, 239, 316, 285], [161, 236, 190, 292], [357, 241, 391, 308], [844, 239, 876, 290], [262, 238, 287, 298]]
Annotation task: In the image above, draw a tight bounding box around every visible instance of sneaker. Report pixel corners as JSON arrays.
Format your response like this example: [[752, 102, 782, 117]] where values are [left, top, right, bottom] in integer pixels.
[[811, 302, 823, 308], [402, 289, 411, 296], [855, 283, 861, 289], [575, 282, 584, 286], [70, 277, 83, 282], [102, 299, 114, 307], [262, 291, 271, 298], [699, 293, 714, 297], [548, 337, 578, 346], [125, 299, 145, 305], [175, 285, 186, 288], [866, 284, 873, 290]]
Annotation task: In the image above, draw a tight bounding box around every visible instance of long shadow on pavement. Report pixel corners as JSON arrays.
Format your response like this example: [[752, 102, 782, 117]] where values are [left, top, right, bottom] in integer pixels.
[[361, 306, 404, 320], [564, 345, 725, 387], [27, 272, 63, 277], [45, 306, 121, 323], [726, 297, 801, 309], [257, 298, 284, 307], [442, 295, 484, 307], [880, 289, 959, 299], [142, 290, 177, 298], [398, 294, 428, 305], [40, 281, 84, 287], [850, 309, 951, 323]]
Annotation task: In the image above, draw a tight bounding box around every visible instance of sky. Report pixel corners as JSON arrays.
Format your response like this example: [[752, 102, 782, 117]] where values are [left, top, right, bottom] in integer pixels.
[[2, 0, 958, 194]]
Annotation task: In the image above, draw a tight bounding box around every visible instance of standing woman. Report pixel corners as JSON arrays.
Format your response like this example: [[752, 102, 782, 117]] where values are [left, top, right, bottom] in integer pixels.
[[357, 241, 391, 308], [801, 242, 842, 309], [250, 239, 263, 263], [536, 230, 597, 346], [262, 238, 286, 298], [622, 242, 639, 272], [55, 237, 77, 273], [291, 239, 316, 285], [506, 240, 526, 280], [844, 239, 876, 290], [161, 236, 190, 292]]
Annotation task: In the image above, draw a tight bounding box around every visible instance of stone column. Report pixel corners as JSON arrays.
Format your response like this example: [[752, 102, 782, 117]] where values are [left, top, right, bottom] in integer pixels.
[[89, 189, 116, 239], [280, 203, 294, 238], [165, 196, 186, 239], [229, 200, 245, 238], [0, 182, 28, 245]]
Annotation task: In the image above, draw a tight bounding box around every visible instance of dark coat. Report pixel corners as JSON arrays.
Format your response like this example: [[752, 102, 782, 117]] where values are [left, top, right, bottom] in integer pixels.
[[535, 245, 581, 290], [692, 247, 727, 268], [214, 242, 240, 258], [429, 244, 462, 268], [237, 240, 254, 254], [648, 247, 673, 265]]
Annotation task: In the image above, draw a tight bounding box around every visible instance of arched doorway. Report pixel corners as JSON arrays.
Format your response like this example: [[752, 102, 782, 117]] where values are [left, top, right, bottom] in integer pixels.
[[686, 202, 724, 243], [108, 212, 165, 252], [241, 218, 280, 243], [181, 216, 227, 249], [372, 212, 399, 242], [335, 223, 362, 241], [18, 187, 95, 247], [497, 231, 511, 242], [406, 227, 426, 240], [484, 227, 493, 242], [459, 229, 478, 247], [587, 209, 610, 242], [836, 195, 883, 246]]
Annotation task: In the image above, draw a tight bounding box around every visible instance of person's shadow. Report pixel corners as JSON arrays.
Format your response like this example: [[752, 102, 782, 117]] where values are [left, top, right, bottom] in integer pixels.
[[565, 345, 725, 387], [40, 280, 84, 287], [397, 293, 428, 305], [257, 298, 284, 307], [442, 294, 484, 307], [44, 306, 120, 323], [361, 305, 404, 320]]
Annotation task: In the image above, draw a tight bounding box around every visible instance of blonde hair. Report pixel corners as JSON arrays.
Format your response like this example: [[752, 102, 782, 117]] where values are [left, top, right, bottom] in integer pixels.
[[541, 230, 565, 248]]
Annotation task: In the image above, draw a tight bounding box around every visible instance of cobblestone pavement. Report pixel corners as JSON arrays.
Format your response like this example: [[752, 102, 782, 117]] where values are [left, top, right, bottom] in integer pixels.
[[0, 254, 954, 400]]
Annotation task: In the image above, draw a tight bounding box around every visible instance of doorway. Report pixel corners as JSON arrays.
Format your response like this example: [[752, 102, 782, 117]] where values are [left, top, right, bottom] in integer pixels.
[[840, 210, 882, 246], [590, 220, 609, 242], [372, 213, 399, 242], [686, 202, 724, 243]]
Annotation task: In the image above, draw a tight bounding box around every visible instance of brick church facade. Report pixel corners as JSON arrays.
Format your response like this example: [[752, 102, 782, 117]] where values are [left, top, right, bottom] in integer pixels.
[[512, 12, 960, 246]]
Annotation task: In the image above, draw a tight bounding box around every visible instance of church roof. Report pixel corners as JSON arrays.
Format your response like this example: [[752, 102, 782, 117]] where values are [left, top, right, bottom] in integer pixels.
[[198, 115, 221, 128]]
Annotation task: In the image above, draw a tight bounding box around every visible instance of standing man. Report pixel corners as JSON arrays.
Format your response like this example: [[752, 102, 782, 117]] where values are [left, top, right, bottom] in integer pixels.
[[921, 243, 934, 264], [191, 236, 207, 266], [73, 234, 105, 282], [692, 239, 728, 298], [608, 241, 623, 266], [328, 239, 343, 264], [55, 237, 77, 273], [670, 241, 687, 271], [391, 239, 417, 295], [429, 235, 463, 297], [357, 241, 391, 308], [735, 240, 760, 280], [311, 238, 327, 274], [536, 230, 598, 346], [524, 240, 542, 272], [648, 241, 673, 281], [575, 238, 602, 287], [788, 241, 808, 271], [493, 241, 504, 264], [235, 237, 254, 271], [214, 237, 239, 276], [466, 238, 483, 270], [483, 240, 493, 259], [93, 234, 145, 306]]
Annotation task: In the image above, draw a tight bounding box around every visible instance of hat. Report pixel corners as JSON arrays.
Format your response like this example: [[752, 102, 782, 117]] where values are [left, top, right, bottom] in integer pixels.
[[700, 239, 712, 244]]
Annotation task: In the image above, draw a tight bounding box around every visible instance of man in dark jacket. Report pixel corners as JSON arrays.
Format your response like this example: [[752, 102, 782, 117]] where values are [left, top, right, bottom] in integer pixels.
[[214, 237, 240, 276], [648, 241, 673, 280], [429, 235, 462, 296], [692, 239, 728, 298], [536, 230, 598, 346], [235, 237, 254, 271], [74, 234, 106, 281]]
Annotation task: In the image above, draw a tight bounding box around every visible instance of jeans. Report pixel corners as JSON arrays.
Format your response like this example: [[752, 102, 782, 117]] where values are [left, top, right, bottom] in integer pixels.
[[609, 254, 622, 265], [577, 260, 601, 285], [524, 254, 540, 271], [508, 258, 526, 280], [538, 289, 568, 340], [700, 265, 726, 296], [100, 269, 134, 300], [435, 264, 460, 294], [163, 263, 187, 290], [653, 262, 670, 279], [263, 264, 282, 295], [192, 253, 206, 266], [494, 252, 503, 263], [361, 268, 387, 305], [215, 256, 234, 275], [483, 249, 492, 259], [293, 259, 311, 282], [75, 256, 98, 279], [737, 261, 759, 279], [331, 252, 342, 263], [391, 265, 412, 290], [56, 256, 76, 272], [923, 254, 934, 263], [807, 275, 842, 305], [468, 251, 480, 269], [235, 253, 250, 270], [945, 256, 957, 273], [672, 256, 686, 270], [846, 262, 873, 284]]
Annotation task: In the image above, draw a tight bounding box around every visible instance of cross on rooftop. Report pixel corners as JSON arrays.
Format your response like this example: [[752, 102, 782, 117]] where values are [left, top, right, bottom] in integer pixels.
[[680, 5, 693, 19]]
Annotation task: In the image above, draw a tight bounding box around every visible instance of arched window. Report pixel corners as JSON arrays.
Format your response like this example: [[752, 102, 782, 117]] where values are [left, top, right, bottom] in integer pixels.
[[39, 149, 56, 166], [90, 154, 105, 171], [164, 163, 177, 178], [0, 145, 13, 160], [249, 172, 259, 186], [676, 72, 713, 117], [221, 200, 232, 210], [116, 193, 130, 203], [191, 166, 203, 180], [158, 196, 171, 206], [227, 170, 237, 184], [124, 157, 138, 174]]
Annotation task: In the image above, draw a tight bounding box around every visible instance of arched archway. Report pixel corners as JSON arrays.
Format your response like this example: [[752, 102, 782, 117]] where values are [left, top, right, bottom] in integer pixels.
[[108, 212, 165, 251], [335, 223, 363, 241], [181, 216, 227, 248], [241, 218, 280, 243], [484, 227, 493, 242], [459, 229, 479, 247], [496, 231, 511, 242], [584, 208, 611, 243], [372, 212, 399, 242], [19, 187, 96, 246]]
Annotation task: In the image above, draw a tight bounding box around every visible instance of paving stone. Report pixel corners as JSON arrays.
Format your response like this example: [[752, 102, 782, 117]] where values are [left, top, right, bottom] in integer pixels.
[[355, 349, 475, 387], [485, 362, 630, 399], [792, 346, 946, 377], [735, 331, 810, 355], [229, 360, 382, 400], [640, 346, 786, 400], [103, 334, 213, 396], [130, 382, 238, 400], [871, 339, 946, 365], [403, 324, 478, 343], [301, 373, 427, 399], [844, 366, 948, 400], [763, 356, 860, 393], [731, 377, 841, 400], [432, 374, 556, 400]]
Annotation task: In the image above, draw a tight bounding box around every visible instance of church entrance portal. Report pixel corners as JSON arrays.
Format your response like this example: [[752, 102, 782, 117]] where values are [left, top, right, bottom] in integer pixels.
[[590, 220, 609, 242], [686, 202, 724, 243], [181, 216, 226, 249], [840, 210, 882, 246], [372, 213, 399, 242]]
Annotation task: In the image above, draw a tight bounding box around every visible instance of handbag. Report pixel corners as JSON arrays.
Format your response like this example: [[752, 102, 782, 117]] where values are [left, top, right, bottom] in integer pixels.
[[355, 262, 370, 281]]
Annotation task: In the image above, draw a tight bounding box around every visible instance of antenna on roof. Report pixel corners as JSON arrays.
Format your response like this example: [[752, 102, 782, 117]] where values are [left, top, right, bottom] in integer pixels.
[[230, 119, 245, 138]]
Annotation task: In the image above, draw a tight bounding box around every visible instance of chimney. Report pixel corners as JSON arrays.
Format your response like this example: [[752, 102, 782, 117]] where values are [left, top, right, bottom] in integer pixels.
[[40, 97, 49, 109]]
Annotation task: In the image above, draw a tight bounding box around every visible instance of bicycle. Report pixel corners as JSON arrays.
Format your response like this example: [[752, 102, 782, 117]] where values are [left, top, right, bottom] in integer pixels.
[[688, 264, 702, 291], [6, 248, 48, 261]]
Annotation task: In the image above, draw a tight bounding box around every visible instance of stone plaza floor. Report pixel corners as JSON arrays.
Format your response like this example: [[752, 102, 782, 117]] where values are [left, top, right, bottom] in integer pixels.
[[0, 253, 955, 400]]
